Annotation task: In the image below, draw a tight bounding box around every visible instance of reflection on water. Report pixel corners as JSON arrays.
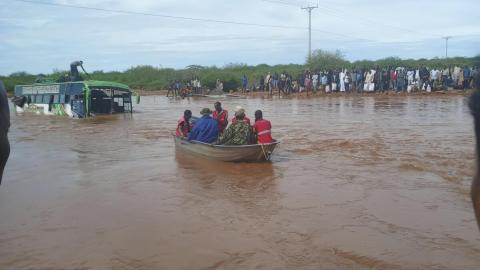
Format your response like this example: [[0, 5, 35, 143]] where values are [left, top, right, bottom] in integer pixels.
[[1, 95, 479, 270]]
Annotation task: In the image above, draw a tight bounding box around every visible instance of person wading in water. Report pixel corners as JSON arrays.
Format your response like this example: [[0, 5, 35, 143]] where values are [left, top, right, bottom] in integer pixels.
[[0, 81, 10, 185]]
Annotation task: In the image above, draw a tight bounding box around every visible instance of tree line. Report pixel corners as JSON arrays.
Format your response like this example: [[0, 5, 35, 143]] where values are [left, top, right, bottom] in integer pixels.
[[1, 51, 478, 93]]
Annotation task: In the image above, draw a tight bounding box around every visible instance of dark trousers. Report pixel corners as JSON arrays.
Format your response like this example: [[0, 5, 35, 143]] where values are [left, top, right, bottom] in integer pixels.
[[464, 78, 471, 89], [0, 133, 10, 185]]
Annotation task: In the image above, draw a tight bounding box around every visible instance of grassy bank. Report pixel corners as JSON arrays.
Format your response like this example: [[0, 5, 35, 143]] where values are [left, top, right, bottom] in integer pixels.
[[1, 54, 478, 93]]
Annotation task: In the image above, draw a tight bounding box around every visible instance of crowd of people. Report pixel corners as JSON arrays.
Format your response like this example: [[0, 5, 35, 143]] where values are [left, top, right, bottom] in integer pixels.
[[165, 66, 477, 98], [249, 66, 478, 94], [167, 78, 203, 98], [175, 101, 273, 145]]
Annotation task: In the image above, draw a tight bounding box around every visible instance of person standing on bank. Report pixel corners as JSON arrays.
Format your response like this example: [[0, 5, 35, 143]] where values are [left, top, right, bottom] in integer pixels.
[[241, 74, 248, 93], [0, 81, 10, 185]]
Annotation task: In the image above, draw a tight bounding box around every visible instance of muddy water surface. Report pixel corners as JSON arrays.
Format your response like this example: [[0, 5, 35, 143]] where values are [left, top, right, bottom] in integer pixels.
[[1, 95, 479, 269]]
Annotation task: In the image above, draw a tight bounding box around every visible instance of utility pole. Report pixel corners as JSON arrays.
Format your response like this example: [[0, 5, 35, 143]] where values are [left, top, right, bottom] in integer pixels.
[[302, 2, 318, 61], [442, 36, 452, 58]]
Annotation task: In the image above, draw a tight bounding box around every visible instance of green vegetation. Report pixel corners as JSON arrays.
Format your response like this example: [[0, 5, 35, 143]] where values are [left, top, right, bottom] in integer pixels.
[[1, 53, 478, 93], [307, 50, 479, 71], [307, 49, 348, 71], [2, 72, 36, 94]]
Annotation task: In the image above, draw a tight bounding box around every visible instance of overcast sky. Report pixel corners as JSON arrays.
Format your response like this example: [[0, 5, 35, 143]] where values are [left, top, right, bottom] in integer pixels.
[[1, 0, 479, 75]]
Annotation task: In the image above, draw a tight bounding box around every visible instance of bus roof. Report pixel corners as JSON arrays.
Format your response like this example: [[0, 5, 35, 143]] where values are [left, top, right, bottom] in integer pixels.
[[84, 80, 131, 92], [15, 80, 131, 96]]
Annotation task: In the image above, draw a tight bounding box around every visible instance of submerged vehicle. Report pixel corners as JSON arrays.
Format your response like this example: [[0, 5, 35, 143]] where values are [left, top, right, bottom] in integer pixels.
[[13, 61, 133, 118], [173, 135, 279, 162]]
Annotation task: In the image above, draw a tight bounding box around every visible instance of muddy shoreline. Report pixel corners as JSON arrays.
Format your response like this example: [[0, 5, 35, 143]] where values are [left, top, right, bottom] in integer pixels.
[[136, 88, 473, 97]]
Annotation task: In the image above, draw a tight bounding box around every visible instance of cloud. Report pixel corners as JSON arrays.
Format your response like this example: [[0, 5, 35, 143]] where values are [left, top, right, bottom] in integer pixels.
[[0, 0, 479, 75]]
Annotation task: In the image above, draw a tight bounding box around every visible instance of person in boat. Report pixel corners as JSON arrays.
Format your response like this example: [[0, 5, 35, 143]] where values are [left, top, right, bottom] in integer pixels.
[[216, 109, 254, 145], [212, 101, 228, 133], [188, 108, 218, 143], [176, 110, 193, 138], [469, 73, 480, 230], [0, 81, 10, 185], [231, 106, 251, 125], [253, 110, 273, 144]]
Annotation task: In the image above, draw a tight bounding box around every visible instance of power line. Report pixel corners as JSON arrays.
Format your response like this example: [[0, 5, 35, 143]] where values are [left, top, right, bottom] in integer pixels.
[[19, 0, 311, 31], [262, 0, 438, 38], [262, 0, 480, 44], [20, 0, 479, 48], [14, 0, 370, 42], [14, 0, 307, 30], [314, 3, 438, 38]]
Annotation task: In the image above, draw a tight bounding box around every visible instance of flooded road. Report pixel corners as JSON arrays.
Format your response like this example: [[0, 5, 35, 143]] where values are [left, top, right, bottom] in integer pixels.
[[1, 95, 479, 269]]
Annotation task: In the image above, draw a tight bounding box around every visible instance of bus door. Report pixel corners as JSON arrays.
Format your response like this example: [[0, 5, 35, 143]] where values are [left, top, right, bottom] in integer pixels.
[[71, 95, 85, 117]]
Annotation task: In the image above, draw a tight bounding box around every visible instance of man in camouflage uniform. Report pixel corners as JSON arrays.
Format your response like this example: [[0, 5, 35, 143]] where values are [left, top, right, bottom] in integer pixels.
[[216, 109, 254, 145]]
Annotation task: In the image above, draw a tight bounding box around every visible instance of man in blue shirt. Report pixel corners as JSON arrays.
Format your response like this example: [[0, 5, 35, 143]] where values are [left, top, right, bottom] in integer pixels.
[[241, 75, 248, 93], [188, 108, 219, 143]]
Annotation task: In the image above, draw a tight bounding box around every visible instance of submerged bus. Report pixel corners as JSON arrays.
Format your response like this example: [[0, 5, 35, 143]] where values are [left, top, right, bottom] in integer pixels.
[[13, 80, 133, 118]]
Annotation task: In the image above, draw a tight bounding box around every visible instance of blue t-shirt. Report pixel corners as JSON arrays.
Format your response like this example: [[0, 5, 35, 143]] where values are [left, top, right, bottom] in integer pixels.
[[188, 115, 219, 143]]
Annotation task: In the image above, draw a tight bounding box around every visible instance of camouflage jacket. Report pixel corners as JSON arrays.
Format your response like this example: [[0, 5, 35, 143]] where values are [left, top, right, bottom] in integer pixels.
[[216, 122, 255, 145]]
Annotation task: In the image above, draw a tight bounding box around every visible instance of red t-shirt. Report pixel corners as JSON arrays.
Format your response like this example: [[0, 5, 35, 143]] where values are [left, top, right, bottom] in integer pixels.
[[175, 117, 191, 137], [213, 110, 228, 133], [253, 119, 273, 144], [231, 116, 251, 126], [391, 70, 397, 80]]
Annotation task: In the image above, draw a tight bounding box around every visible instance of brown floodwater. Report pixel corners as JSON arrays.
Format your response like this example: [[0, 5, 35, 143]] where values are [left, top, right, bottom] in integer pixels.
[[1, 95, 479, 269]]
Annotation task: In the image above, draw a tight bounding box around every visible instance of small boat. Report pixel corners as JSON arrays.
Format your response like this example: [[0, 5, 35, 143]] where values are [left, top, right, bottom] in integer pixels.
[[174, 135, 279, 162]]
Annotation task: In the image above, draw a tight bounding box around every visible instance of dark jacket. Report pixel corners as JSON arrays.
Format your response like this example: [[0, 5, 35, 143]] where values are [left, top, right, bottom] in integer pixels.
[[0, 81, 10, 134]]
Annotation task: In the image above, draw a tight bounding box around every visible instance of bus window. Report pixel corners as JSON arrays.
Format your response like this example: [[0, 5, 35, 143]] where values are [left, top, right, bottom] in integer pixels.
[[65, 95, 70, 103], [54, 95, 60, 103], [35, 95, 42, 103], [114, 97, 123, 106]]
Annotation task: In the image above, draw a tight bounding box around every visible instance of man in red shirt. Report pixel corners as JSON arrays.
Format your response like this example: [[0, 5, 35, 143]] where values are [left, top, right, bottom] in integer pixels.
[[212, 101, 228, 133], [231, 106, 251, 125], [253, 110, 273, 144]]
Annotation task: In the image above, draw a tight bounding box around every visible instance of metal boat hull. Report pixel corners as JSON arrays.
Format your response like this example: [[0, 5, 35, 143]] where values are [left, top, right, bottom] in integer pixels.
[[174, 136, 278, 162]]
